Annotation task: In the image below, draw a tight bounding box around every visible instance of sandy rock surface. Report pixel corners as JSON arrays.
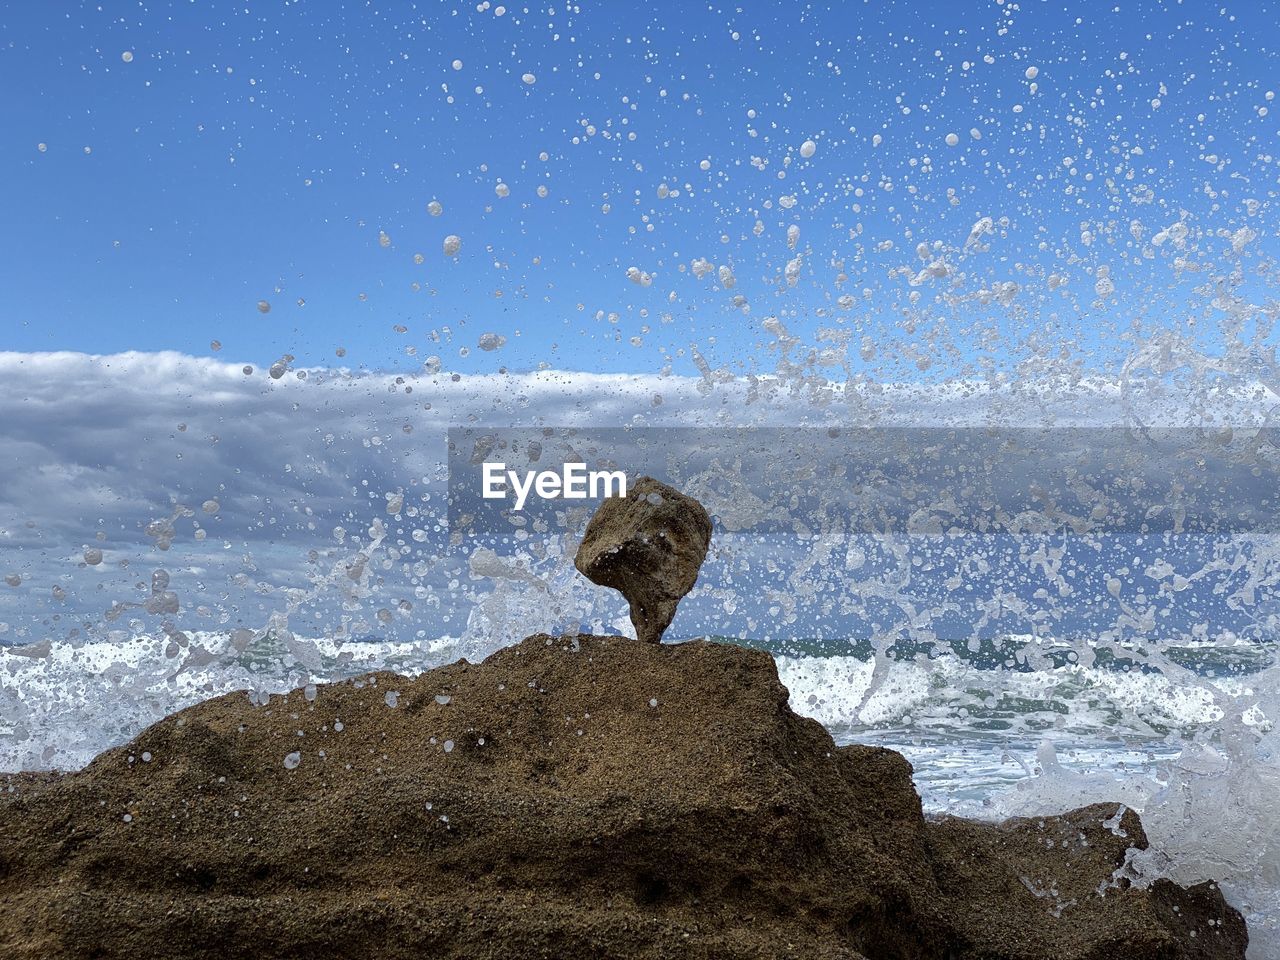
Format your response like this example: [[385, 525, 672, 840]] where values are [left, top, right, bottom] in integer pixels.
[[0, 634, 1247, 960]]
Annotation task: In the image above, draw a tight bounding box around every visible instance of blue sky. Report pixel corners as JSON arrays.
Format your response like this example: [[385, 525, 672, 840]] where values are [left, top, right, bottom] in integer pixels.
[[2, 0, 1277, 376]]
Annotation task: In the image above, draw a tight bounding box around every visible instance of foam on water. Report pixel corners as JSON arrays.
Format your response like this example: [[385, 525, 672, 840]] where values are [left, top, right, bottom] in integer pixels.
[[0, 630, 452, 770], [777, 646, 1243, 740]]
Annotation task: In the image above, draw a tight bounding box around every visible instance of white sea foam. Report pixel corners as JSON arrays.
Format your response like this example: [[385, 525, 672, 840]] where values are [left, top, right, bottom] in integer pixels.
[[777, 650, 1236, 739], [0, 631, 453, 770]]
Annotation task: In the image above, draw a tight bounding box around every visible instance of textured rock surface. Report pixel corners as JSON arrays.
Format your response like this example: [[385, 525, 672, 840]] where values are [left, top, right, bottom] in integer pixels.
[[574, 475, 713, 643], [0, 634, 1247, 960]]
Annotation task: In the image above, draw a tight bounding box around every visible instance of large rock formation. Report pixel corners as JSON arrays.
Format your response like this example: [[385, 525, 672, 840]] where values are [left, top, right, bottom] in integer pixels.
[[574, 475, 713, 643], [0, 634, 1247, 959]]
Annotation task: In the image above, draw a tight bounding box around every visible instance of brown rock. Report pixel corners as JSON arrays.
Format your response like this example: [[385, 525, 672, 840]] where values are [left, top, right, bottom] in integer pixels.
[[0, 634, 1247, 960], [574, 475, 713, 643]]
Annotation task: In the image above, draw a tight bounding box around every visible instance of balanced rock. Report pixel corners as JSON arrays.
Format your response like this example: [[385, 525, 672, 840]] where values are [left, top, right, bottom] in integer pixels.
[[575, 475, 713, 643]]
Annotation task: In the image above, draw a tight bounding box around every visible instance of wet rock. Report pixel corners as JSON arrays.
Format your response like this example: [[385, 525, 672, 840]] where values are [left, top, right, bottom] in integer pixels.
[[0, 634, 1247, 960], [574, 475, 713, 643]]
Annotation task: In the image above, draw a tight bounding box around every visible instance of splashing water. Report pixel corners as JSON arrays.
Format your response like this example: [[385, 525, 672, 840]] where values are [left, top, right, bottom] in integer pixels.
[[6, 3, 1280, 954]]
